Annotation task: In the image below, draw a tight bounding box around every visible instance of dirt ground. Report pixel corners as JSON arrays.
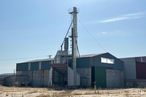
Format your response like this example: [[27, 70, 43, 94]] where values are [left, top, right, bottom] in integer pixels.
[[0, 86, 146, 97]]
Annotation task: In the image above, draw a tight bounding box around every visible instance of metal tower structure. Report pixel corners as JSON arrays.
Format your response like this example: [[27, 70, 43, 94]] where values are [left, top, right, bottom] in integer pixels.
[[70, 7, 78, 86]]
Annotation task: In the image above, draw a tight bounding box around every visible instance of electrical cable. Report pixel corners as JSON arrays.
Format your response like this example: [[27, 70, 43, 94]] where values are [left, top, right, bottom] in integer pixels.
[[78, 19, 109, 53]]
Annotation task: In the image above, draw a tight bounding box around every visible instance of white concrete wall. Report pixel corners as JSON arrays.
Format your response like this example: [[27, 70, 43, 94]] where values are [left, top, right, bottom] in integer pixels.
[[106, 69, 124, 88], [77, 68, 91, 87], [32, 71, 42, 86], [16, 68, 53, 87], [33, 69, 52, 87], [67, 67, 74, 86], [76, 72, 80, 86], [39, 62, 41, 70], [48, 67, 52, 86], [121, 58, 136, 80], [67, 67, 80, 86]]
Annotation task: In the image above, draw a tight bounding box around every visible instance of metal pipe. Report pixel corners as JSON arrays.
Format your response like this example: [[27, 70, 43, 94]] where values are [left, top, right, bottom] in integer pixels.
[[70, 7, 78, 86]]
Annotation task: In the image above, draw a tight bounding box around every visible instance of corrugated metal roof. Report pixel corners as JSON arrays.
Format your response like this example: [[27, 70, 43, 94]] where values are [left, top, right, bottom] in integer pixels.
[[120, 56, 146, 59], [24, 58, 53, 63], [17, 52, 109, 64], [0, 73, 14, 79], [80, 54, 98, 58], [79, 52, 109, 58], [17, 58, 54, 63]]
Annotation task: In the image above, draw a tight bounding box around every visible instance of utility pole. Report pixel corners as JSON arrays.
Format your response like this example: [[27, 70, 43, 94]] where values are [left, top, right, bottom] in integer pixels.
[[70, 7, 78, 86]]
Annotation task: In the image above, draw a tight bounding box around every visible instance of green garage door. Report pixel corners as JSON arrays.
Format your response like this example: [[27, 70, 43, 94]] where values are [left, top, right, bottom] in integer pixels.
[[92, 67, 106, 88]]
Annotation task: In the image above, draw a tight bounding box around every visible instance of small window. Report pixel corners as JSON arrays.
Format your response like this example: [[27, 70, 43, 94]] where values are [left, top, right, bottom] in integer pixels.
[[101, 57, 114, 64]]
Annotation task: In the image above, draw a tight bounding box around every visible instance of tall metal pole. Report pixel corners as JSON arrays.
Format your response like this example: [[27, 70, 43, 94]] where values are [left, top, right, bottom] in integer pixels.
[[70, 7, 78, 86]]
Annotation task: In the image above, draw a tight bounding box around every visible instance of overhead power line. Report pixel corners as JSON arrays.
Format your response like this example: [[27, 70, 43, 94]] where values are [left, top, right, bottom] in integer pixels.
[[78, 19, 109, 53]]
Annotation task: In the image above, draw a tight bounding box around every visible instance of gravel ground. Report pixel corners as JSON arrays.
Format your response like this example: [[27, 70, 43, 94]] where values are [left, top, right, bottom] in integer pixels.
[[0, 86, 146, 97]]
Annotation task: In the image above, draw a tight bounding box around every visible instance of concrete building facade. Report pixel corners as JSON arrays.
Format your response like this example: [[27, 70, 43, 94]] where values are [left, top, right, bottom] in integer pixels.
[[121, 56, 146, 87], [16, 59, 53, 87], [15, 7, 125, 89], [75, 53, 124, 88], [16, 52, 124, 88]]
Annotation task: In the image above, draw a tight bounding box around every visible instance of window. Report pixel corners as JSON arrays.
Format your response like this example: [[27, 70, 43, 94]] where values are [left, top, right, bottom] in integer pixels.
[[101, 57, 114, 64]]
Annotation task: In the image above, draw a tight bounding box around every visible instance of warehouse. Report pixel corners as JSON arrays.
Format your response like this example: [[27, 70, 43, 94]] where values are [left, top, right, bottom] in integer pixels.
[[75, 52, 124, 88], [16, 59, 53, 87], [16, 52, 124, 88], [121, 56, 146, 87], [16, 7, 124, 88]]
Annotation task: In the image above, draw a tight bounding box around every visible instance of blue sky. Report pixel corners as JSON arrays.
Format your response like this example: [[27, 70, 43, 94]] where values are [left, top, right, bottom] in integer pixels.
[[0, 0, 146, 74]]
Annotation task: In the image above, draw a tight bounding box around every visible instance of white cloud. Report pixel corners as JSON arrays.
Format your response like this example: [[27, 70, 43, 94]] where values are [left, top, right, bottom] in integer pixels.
[[99, 12, 145, 23], [101, 31, 108, 35], [72, 0, 133, 7], [96, 30, 132, 37]]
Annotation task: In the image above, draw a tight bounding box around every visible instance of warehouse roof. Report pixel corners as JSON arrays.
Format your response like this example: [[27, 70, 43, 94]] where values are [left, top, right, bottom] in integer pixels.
[[80, 54, 98, 58], [0, 73, 14, 79], [79, 52, 109, 58], [18, 58, 53, 63], [120, 56, 146, 59], [17, 52, 110, 64]]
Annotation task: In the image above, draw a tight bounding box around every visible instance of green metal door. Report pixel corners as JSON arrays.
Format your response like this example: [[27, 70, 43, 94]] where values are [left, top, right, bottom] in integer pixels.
[[95, 68, 106, 88]]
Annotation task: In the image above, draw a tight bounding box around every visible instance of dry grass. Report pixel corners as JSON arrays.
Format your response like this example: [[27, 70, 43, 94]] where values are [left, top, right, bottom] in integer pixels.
[[0, 86, 146, 97]]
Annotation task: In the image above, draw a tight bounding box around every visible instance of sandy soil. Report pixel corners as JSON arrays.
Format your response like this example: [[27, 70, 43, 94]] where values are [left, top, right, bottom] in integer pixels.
[[0, 86, 146, 97]]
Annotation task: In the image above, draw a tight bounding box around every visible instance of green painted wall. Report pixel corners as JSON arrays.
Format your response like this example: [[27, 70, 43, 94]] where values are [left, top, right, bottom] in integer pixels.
[[92, 53, 124, 70], [30, 62, 39, 71], [41, 61, 51, 70], [16, 63, 28, 71], [77, 57, 91, 68]]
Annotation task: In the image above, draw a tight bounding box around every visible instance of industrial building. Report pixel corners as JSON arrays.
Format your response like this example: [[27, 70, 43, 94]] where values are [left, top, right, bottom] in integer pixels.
[[1, 6, 144, 89], [16, 7, 125, 88], [121, 56, 146, 87], [72, 53, 124, 88], [16, 52, 124, 88], [0, 73, 15, 86]]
